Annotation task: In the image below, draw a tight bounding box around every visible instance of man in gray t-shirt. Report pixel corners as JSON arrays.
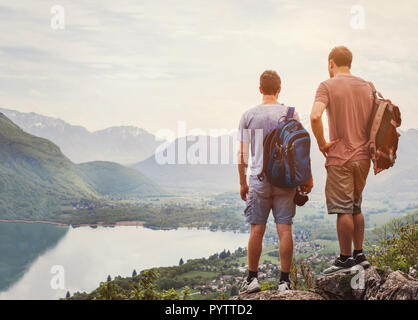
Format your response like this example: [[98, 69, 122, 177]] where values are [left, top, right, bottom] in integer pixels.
[[238, 103, 301, 176], [237, 70, 313, 294]]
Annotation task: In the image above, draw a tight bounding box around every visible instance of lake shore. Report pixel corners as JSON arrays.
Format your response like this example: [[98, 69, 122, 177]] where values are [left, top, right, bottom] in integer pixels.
[[0, 224, 249, 299], [0, 219, 145, 228], [76, 220, 146, 227]]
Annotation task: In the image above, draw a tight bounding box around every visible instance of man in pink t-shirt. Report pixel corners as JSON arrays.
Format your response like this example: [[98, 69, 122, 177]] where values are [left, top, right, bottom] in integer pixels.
[[310, 46, 373, 274]]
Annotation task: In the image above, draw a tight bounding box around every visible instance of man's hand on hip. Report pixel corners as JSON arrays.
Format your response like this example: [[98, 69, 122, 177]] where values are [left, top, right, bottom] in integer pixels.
[[318, 139, 340, 158]]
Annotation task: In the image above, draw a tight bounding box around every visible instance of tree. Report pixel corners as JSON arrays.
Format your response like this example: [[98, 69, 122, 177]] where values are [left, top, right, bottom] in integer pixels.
[[132, 269, 137, 277], [182, 286, 190, 300], [107, 275, 112, 282], [65, 291, 70, 299], [129, 269, 161, 300], [179, 258, 184, 266], [97, 281, 124, 300]]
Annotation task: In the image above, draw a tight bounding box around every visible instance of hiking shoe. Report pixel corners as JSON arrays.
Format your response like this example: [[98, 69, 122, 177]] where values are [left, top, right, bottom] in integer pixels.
[[277, 280, 292, 292], [354, 253, 371, 269], [323, 257, 356, 275], [240, 277, 261, 294]]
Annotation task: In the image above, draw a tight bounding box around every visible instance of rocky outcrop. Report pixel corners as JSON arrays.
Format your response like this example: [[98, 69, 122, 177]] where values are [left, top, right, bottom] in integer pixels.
[[409, 263, 418, 278], [233, 267, 418, 300], [233, 289, 325, 300], [316, 266, 418, 300]]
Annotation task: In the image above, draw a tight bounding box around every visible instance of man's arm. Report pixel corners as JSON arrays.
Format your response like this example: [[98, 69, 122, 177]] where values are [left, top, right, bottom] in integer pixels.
[[310, 101, 339, 157], [301, 171, 314, 194], [237, 141, 249, 201]]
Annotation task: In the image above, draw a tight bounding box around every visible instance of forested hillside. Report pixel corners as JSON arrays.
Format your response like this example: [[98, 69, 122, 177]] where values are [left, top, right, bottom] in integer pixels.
[[0, 113, 161, 220]]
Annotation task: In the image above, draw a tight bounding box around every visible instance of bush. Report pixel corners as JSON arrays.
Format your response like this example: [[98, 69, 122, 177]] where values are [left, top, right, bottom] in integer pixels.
[[366, 212, 417, 273], [71, 269, 190, 300], [260, 281, 276, 291], [290, 258, 315, 290]]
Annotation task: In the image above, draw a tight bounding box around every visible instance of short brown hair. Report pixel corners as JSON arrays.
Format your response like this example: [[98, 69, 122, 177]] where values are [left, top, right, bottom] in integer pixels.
[[328, 46, 353, 68], [260, 70, 281, 95]]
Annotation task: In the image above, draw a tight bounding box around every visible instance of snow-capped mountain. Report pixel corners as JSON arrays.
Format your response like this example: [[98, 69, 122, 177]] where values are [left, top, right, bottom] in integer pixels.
[[0, 108, 161, 164]]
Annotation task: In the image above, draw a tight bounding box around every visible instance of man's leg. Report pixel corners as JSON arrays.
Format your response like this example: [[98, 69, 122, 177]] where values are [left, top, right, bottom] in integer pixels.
[[276, 224, 293, 273], [336, 213, 354, 256], [248, 224, 266, 275], [353, 212, 364, 251], [352, 211, 370, 268], [326, 164, 355, 258], [352, 160, 370, 255], [271, 187, 296, 286]]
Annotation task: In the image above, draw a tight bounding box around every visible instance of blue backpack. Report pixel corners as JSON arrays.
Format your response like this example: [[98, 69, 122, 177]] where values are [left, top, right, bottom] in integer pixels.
[[258, 107, 311, 188]]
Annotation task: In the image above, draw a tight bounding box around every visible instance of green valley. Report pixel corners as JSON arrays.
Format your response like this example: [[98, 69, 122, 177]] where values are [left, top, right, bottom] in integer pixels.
[[0, 112, 163, 221]]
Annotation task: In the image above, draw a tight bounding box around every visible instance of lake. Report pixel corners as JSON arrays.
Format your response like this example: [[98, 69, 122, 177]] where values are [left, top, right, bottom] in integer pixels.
[[0, 223, 249, 300]]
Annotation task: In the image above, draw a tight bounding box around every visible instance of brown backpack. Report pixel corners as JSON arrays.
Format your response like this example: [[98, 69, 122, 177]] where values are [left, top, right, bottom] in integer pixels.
[[367, 82, 402, 175]]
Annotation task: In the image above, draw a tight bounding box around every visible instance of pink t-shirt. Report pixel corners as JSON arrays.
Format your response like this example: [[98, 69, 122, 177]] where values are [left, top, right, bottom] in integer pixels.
[[314, 74, 374, 167]]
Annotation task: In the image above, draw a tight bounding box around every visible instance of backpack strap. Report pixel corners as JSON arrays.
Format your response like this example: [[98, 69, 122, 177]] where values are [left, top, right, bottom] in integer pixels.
[[369, 100, 388, 174], [368, 82, 383, 99], [286, 107, 295, 120]]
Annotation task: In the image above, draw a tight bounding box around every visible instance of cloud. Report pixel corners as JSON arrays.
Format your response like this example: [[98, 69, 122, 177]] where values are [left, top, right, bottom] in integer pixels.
[[0, 0, 417, 133], [28, 88, 46, 98]]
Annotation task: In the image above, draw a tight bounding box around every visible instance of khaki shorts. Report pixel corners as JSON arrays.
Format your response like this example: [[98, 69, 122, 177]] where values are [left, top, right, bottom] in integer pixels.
[[325, 159, 370, 215]]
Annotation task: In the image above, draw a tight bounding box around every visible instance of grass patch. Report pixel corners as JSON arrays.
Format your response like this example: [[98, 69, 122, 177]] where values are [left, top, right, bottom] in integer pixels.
[[178, 271, 218, 280], [313, 239, 339, 255]]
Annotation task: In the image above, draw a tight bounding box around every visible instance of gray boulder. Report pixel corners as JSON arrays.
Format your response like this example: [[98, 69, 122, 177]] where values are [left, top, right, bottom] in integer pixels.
[[233, 267, 418, 300]]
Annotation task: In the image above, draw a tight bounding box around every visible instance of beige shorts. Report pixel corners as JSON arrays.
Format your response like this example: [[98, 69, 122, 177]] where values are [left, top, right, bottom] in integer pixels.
[[325, 159, 370, 215]]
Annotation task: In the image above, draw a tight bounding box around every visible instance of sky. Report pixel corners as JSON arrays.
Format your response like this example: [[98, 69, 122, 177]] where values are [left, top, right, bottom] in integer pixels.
[[0, 0, 417, 136]]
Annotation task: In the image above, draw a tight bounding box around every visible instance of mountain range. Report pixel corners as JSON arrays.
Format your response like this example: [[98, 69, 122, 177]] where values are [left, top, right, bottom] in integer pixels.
[[133, 128, 418, 195], [0, 108, 161, 165], [131, 133, 327, 193], [0, 112, 162, 220], [1, 107, 417, 198], [132, 135, 239, 192]]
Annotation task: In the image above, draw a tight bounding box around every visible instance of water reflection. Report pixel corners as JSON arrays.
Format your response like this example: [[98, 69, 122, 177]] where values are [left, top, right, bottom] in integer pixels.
[[0, 222, 68, 292], [0, 224, 249, 300]]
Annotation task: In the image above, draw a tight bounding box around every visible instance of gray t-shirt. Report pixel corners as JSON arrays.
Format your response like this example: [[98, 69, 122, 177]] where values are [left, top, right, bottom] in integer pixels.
[[238, 104, 300, 176]]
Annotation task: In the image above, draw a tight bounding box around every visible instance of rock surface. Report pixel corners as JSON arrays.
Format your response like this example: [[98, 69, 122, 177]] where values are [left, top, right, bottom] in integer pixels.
[[233, 290, 325, 300], [233, 267, 418, 300]]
